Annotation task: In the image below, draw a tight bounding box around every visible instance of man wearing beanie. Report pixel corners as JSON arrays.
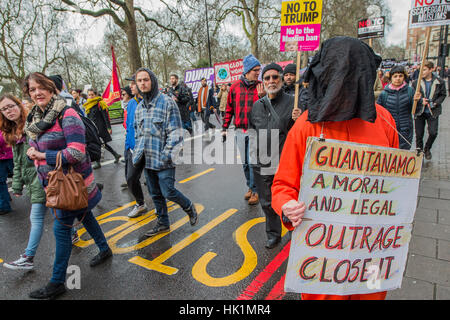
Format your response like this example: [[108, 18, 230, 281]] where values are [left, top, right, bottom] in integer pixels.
[[249, 63, 295, 248], [282, 63, 297, 96], [222, 54, 265, 205], [49, 74, 82, 114]]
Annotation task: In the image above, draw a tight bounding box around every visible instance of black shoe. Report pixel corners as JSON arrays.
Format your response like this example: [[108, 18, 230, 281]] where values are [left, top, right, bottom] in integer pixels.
[[145, 224, 170, 237], [96, 183, 104, 191], [265, 237, 281, 249], [93, 162, 101, 169], [29, 282, 66, 300], [90, 248, 112, 267], [425, 150, 432, 160], [185, 204, 198, 226], [114, 154, 121, 163], [0, 210, 11, 216]]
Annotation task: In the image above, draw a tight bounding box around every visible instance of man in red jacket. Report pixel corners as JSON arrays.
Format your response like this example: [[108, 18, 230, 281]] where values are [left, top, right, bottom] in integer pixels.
[[222, 54, 265, 205]]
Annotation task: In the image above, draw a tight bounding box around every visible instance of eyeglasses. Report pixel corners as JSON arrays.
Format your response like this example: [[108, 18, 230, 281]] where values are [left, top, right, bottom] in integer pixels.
[[0, 104, 18, 112], [263, 75, 280, 81], [252, 68, 261, 73]]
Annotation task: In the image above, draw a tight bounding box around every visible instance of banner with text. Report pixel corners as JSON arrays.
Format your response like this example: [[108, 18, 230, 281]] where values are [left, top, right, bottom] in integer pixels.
[[357, 17, 385, 40], [409, 0, 450, 29], [280, 0, 323, 52], [184, 67, 215, 99], [284, 138, 423, 295], [214, 59, 244, 85]]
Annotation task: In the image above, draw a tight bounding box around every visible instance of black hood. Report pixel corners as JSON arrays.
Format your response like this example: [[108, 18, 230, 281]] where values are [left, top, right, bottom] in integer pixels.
[[303, 36, 382, 123], [136, 68, 159, 106]]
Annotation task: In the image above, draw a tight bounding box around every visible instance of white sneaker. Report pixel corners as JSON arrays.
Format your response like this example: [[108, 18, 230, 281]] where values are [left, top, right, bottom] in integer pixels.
[[3, 254, 34, 270], [127, 204, 148, 218]]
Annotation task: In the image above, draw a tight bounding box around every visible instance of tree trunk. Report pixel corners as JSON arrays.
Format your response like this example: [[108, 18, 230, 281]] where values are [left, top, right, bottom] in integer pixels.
[[124, 0, 142, 73]]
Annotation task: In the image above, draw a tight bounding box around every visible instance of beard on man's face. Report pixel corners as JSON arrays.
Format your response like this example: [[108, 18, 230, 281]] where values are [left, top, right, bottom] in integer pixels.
[[264, 81, 282, 95]]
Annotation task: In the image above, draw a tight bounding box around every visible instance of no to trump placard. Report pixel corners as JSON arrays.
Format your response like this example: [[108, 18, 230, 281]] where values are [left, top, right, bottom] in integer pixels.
[[357, 17, 385, 40], [409, 0, 450, 29], [285, 138, 423, 295], [280, 0, 323, 52]]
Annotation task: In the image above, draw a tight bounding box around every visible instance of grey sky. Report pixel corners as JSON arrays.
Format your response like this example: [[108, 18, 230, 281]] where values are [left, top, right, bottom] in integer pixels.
[[385, 0, 411, 46]]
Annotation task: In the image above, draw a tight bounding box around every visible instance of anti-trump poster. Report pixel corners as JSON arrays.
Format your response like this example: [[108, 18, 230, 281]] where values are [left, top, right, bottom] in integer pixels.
[[280, 0, 323, 52], [184, 67, 215, 99], [284, 138, 423, 295]]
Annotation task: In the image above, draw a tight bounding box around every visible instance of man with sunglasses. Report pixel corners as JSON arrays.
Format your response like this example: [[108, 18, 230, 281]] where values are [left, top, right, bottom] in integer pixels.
[[222, 54, 265, 205], [249, 63, 295, 248]]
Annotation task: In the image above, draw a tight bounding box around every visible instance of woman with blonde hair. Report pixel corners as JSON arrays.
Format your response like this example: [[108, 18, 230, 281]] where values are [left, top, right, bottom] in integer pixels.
[[0, 93, 47, 270]]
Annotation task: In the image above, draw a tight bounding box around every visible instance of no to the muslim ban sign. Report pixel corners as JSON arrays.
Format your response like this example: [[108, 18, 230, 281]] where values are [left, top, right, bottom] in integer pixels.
[[409, 0, 450, 29], [280, 0, 323, 52], [285, 137, 423, 295]]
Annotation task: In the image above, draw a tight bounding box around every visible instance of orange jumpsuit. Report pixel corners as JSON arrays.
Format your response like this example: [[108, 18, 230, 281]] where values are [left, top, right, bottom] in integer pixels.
[[271, 104, 399, 301]]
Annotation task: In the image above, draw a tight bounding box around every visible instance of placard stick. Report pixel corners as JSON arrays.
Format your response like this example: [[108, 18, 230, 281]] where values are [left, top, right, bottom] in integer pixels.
[[369, 38, 373, 48], [293, 50, 302, 111], [412, 27, 432, 115]]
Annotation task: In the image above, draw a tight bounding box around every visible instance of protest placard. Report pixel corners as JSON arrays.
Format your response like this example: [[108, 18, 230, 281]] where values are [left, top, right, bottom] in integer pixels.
[[184, 67, 215, 99], [285, 137, 423, 295], [214, 59, 244, 85], [409, 0, 450, 29], [357, 17, 385, 40], [280, 0, 323, 52]]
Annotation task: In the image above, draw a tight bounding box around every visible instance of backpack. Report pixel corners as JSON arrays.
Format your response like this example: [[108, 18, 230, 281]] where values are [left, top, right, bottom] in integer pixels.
[[58, 106, 103, 162]]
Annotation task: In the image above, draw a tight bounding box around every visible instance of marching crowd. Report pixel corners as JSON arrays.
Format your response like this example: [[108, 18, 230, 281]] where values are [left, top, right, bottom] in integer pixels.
[[0, 36, 447, 300]]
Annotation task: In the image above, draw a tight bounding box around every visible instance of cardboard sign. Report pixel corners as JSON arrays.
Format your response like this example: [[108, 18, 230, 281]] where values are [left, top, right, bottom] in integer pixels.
[[184, 67, 215, 99], [409, 0, 450, 29], [357, 17, 385, 40], [214, 59, 244, 85], [280, 0, 323, 52], [285, 138, 423, 295]]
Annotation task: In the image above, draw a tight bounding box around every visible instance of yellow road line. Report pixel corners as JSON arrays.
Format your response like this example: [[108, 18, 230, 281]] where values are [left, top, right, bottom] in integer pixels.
[[178, 168, 215, 184], [128, 208, 238, 275]]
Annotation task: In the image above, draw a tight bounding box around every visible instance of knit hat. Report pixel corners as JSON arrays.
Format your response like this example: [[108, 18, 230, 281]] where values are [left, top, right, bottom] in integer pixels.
[[243, 54, 261, 75], [49, 75, 63, 91], [262, 63, 283, 78], [283, 63, 297, 76]]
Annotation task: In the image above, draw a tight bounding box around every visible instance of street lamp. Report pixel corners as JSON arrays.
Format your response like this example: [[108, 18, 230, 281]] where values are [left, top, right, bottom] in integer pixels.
[[205, 0, 212, 67]]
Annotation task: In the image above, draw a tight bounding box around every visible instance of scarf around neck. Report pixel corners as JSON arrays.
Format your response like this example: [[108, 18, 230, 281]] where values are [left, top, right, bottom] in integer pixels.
[[25, 95, 67, 141], [84, 97, 109, 115]]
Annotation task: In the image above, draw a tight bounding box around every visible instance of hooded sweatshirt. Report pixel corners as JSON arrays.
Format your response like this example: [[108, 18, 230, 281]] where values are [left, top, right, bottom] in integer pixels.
[[132, 68, 184, 170]]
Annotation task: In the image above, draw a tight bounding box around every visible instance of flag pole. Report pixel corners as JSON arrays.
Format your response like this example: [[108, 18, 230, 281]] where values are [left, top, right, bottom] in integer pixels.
[[412, 26, 432, 115], [293, 50, 302, 111]]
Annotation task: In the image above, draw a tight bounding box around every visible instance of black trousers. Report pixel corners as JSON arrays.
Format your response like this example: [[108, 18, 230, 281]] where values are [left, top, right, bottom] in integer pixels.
[[253, 166, 281, 241], [125, 149, 145, 206], [415, 113, 439, 152]]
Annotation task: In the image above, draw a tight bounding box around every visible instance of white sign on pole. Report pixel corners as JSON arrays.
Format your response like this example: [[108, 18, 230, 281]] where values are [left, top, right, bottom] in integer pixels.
[[284, 138, 423, 296], [409, 0, 450, 29]]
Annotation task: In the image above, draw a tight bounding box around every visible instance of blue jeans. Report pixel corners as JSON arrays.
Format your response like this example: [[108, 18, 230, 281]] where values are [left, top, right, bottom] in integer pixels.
[[25, 203, 48, 257], [144, 168, 192, 227], [0, 159, 13, 212], [51, 192, 109, 284]]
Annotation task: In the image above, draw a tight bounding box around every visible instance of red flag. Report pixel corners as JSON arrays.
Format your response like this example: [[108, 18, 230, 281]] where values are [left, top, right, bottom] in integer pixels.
[[102, 46, 121, 106]]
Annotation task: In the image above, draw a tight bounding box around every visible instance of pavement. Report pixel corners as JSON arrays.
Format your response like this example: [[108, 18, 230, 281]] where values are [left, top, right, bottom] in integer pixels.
[[386, 96, 450, 300]]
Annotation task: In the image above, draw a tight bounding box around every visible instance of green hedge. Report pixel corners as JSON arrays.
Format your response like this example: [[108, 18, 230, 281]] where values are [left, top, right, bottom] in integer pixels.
[[108, 101, 124, 120]]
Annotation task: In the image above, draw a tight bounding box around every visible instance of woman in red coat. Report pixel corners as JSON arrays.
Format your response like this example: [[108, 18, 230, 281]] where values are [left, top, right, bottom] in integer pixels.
[[271, 37, 400, 300]]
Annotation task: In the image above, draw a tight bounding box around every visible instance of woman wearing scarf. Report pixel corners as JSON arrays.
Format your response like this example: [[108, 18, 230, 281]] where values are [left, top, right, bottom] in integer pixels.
[[0, 94, 47, 270], [22, 72, 111, 299], [84, 89, 121, 169], [377, 65, 415, 150], [272, 37, 399, 300]]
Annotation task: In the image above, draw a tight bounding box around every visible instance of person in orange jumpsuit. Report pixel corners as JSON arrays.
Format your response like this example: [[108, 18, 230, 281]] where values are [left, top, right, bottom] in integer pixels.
[[271, 37, 400, 300]]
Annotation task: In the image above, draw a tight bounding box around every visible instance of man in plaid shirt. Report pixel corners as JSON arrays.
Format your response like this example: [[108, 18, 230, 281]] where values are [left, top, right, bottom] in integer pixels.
[[222, 54, 265, 205], [134, 68, 198, 237]]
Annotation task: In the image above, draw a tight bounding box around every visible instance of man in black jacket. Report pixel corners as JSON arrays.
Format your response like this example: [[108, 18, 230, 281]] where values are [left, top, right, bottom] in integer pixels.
[[249, 63, 295, 249], [168, 74, 193, 135], [412, 61, 447, 160]]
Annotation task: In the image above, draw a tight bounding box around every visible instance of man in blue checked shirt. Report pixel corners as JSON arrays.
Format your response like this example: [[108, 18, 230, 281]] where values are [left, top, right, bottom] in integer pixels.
[[134, 68, 198, 237]]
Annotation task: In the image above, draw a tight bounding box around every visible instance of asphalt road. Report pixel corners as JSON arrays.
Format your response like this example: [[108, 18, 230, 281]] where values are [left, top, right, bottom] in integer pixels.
[[0, 117, 297, 300]]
